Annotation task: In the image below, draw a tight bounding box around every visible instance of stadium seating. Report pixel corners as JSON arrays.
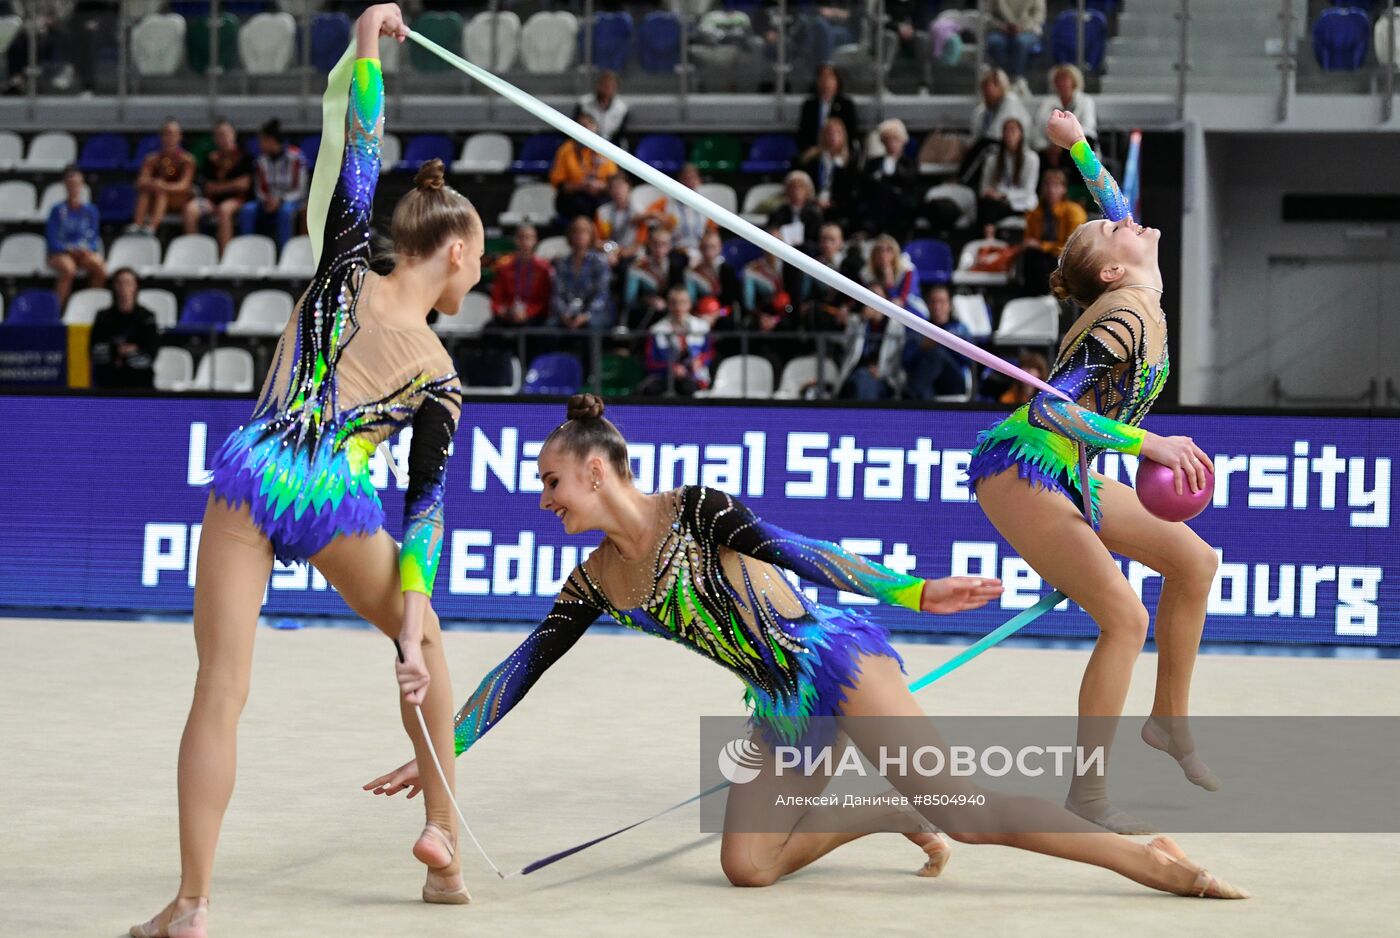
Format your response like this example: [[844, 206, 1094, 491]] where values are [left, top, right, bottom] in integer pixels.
[[1314, 7, 1370, 71], [464, 11, 521, 72], [520, 11, 577, 74], [522, 352, 583, 395]]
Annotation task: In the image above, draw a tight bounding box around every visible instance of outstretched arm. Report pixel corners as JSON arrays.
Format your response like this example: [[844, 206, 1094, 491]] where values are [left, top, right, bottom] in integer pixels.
[[1046, 109, 1131, 222]]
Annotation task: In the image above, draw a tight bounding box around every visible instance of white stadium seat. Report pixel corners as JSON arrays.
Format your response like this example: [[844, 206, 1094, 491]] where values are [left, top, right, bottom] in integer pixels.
[[239, 12, 297, 75], [22, 131, 77, 171], [63, 288, 112, 326], [464, 11, 521, 72], [740, 183, 784, 225], [535, 235, 569, 261], [188, 347, 256, 393], [775, 356, 842, 400], [995, 296, 1061, 347], [697, 183, 738, 215], [0, 180, 37, 222], [0, 130, 22, 171], [520, 11, 577, 74], [697, 354, 774, 399], [453, 133, 511, 173], [154, 346, 195, 391], [108, 234, 163, 274], [229, 290, 294, 336], [435, 292, 492, 336], [379, 133, 401, 174], [131, 14, 186, 76], [499, 183, 556, 226], [0, 233, 48, 276], [160, 234, 220, 277], [211, 234, 277, 278], [139, 288, 179, 329], [277, 235, 315, 278]]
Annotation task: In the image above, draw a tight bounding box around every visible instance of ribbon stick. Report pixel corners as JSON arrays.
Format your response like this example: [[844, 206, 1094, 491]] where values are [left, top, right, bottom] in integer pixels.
[[405, 30, 1071, 404], [511, 593, 1063, 876]]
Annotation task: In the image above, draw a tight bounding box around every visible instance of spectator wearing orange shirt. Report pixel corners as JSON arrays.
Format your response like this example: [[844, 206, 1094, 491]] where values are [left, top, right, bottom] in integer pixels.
[[550, 113, 619, 224], [1020, 169, 1086, 295]]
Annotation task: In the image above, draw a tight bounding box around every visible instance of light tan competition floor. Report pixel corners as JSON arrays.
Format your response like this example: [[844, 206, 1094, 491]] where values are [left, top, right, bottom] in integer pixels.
[[3, 616, 1397, 937]]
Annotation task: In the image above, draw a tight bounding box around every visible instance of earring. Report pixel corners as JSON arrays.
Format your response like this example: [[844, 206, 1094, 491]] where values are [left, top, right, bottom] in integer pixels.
[[593, 478, 600, 491]]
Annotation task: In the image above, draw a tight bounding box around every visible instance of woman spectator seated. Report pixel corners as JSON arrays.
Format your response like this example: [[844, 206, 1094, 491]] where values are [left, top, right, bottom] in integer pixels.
[[797, 62, 862, 158], [797, 117, 858, 232], [1019, 169, 1086, 296], [550, 216, 614, 332], [765, 170, 824, 255], [640, 286, 714, 396], [741, 229, 806, 321], [183, 120, 253, 250], [1032, 64, 1098, 158], [623, 223, 688, 331], [685, 230, 742, 315], [643, 163, 717, 253], [46, 165, 106, 307], [130, 119, 195, 236], [550, 113, 619, 224], [903, 284, 971, 400], [978, 117, 1039, 228], [595, 173, 644, 268], [965, 67, 1030, 184], [489, 223, 554, 329], [838, 234, 925, 400], [859, 118, 920, 243], [89, 267, 159, 391]]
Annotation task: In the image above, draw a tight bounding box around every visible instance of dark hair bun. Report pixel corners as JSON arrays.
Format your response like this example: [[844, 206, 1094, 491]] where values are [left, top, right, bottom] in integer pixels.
[[1048, 267, 1072, 303], [567, 393, 605, 422], [415, 159, 446, 192]]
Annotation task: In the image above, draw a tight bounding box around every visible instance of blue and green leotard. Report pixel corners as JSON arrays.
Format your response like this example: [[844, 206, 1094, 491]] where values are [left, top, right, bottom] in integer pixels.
[[452, 486, 928, 754], [206, 57, 462, 597]]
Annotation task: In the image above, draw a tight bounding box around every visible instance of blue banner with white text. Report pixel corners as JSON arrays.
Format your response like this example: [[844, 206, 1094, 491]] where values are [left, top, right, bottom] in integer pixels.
[[1, 396, 1394, 645]]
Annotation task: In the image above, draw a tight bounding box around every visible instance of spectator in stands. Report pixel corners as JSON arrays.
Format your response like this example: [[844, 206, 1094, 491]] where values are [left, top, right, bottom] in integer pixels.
[[859, 118, 920, 243], [766, 170, 824, 255], [247, 119, 308, 247], [596, 173, 644, 267], [182, 120, 253, 250], [985, 0, 1046, 88], [979, 118, 1039, 227], [685, 229, 742, 315], [903, 284, 971, 400], [550, 216, 614, 331], [742, 228, 802, 320], [550, 113, 618, 223], [641, 285, 713, 396], [45, 165, 107, 307], [886, 0, 936, 89], [1000, 350, 1049, 405], [1020, 168, 1086, 295], [624, 222, 688, 330], [800, 222, 864, 332], [841, 234, 924, 400], [798, 117, 857, 231], [1032, 64, 1098, 155], [797, 63, 862, 157], [966, 67, 1030, 184], [130, 119, 195, 236], [489, 222, 554, 327], [646, 163, 717, 252], [89, 267, 159, 390], [578, 70, 629, 144]]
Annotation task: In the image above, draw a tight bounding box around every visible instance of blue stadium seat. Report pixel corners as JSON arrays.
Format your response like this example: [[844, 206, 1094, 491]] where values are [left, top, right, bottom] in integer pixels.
[[741, 134, 799, 174], [634, 134, 685, 173], [398, 134, 455, 171], [6, 290, 61, 326], [79, 134, 131, 173], [1051, 9, 1108, 72], [588, 12, 634, 73], [639, 11, 681, 75], [905, 239, 953, 286], [512, 133, 565, 174], [128, 134, 161, 172], [310, 12, 352, 74], [177, 290, 236, 332], [298, 134, 321, 169], [721, 238, 763, 271], [522, 352, 583, 395], [1313, 7, 1370, 71], [95, 184, 138, 226]]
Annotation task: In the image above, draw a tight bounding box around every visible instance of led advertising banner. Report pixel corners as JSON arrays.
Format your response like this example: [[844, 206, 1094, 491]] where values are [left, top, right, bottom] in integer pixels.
[[2, 396, 1393, 645]]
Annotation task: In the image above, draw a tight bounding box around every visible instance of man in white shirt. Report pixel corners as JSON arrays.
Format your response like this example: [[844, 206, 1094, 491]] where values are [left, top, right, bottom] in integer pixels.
[[578, 70, 629, 144]]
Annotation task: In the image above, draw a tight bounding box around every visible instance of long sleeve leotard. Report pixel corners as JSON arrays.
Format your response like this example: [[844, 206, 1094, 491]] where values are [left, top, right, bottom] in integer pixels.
[[452, 486, 926, 753]]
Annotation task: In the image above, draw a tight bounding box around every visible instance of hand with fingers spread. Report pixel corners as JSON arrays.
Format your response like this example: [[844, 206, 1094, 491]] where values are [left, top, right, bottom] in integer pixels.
[[920, 577, 1004, 614], [365, 758, 423, 799], [1141, 433, 1215, 496]]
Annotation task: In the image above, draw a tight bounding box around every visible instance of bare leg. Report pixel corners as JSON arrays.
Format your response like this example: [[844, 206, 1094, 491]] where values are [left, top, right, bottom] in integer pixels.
[[132, 494, 274, 937], [974, 468, 1153, 831], [48, 252, 76, 307], [1094, 476, 1220, 789], [182, 199, 203, 236], [215, 200, 241, 250], [309, 530, 463, 898], [720, 734, 947, 887], [839, 653, 1245, 898]]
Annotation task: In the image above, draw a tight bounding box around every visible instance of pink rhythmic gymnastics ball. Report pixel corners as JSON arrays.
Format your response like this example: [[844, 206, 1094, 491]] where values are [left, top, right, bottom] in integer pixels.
[[1135, 457, 1213, 522]]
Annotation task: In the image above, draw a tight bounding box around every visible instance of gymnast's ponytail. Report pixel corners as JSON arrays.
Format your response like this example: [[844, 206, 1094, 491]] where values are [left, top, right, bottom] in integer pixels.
[[545, 394, 633, 481]]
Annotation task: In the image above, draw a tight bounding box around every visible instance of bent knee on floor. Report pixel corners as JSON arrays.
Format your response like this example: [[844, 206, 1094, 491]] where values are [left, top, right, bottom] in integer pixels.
[[720, 857, 781, 888]]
